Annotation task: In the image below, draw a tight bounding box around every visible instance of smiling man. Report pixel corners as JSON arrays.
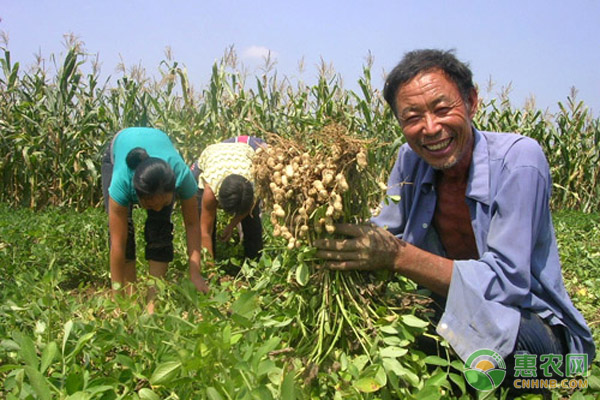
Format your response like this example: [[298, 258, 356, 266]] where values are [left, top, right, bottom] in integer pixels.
[[315, 49, 595, 391]]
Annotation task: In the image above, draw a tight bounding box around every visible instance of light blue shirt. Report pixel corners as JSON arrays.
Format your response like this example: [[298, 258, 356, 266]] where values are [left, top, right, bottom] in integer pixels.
[[372, 128, 595, 361]]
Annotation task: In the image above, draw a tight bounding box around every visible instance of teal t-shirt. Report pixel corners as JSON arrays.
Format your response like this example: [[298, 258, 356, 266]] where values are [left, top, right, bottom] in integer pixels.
[[108, 127, 197, 206]]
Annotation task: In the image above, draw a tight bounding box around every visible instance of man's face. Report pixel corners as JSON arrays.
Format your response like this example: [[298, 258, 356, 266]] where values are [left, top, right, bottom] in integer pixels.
[[394, 69, 477, 171]]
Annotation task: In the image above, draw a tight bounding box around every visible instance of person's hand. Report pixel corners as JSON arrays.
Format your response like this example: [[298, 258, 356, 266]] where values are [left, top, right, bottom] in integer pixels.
[[219, 222, 236, 242], [146, 300, 156, 315], [190, 272, 210, 294], [314, 223, 403, 271]]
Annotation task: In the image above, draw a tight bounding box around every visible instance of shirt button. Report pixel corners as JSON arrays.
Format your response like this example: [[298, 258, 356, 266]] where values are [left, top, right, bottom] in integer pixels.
[[422, 223, 428, 229], [439, 323, 448, 331]]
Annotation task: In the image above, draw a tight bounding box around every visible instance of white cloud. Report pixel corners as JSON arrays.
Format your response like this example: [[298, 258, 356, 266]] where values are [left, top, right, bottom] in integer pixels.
[[242, 45, 277, 61]]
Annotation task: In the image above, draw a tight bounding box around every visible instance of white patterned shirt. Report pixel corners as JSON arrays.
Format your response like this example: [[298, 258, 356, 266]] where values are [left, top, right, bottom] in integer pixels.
[[196, 142, 255, 201]]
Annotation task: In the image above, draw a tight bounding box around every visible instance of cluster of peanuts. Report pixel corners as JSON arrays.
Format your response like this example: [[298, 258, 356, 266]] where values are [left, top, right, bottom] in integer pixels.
[[253, 124, 371, 250]]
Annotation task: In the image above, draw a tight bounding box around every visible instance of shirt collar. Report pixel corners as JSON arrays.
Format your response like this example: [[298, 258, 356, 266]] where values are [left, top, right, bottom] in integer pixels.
[[466, 127, 490, 205], [419, 127, 490, 205]]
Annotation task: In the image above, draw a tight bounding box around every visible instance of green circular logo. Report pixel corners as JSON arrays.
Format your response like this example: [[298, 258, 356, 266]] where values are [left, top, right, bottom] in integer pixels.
[[463, 349, 507, 391]]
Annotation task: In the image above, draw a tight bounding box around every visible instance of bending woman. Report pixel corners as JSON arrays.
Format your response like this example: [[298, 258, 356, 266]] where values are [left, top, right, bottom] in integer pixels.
[[101, 127, 209, 301], [190, 136, 265, 264]]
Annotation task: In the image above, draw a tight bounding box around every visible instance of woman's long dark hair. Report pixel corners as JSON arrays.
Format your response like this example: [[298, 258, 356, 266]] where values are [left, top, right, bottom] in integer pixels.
[[219, 174, 254, 216], [126, 147, 175, 199]]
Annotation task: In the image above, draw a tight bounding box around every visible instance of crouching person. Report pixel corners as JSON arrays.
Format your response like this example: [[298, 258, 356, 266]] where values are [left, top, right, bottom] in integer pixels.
[[190, 136, 266, 271], [315, 49, 595, 396], [101, 127, 209, 312]]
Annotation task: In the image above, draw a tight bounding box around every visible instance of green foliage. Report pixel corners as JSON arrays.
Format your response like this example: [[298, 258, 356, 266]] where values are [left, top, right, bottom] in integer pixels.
[[553, 210, 600, 344], [2, 43, 597, 211], [1, 205, 598, 399]]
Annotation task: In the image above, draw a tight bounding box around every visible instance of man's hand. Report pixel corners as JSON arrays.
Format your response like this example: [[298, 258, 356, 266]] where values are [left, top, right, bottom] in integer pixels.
[[314, 223, 404, 271]]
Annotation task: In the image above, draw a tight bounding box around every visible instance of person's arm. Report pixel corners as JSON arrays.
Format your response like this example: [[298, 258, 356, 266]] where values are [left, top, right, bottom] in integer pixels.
[[181, 195, 209, 293], [108, 197, 135, 293], [314, 223, 453, 296], [200, 183, 218, 259], [219, 211, 250, 242]]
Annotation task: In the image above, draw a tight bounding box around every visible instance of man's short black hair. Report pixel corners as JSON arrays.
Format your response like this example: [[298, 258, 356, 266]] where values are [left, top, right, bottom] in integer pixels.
[[383, 49, 475, 116], [219, 174, 254, 216]]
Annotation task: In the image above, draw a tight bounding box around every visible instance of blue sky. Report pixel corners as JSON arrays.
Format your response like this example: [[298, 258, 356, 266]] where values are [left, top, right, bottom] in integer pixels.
[[1, 1, 599, 116]]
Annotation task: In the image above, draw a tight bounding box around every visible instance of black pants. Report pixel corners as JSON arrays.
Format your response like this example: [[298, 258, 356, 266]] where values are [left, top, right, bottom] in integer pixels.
[[101, 147, 174, 262], [504, 310, 568, 396], [239, 201, 263, 260]]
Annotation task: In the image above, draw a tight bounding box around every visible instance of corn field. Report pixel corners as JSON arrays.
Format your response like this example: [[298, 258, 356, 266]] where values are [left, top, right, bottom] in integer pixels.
[[0, 44, 598, 212]]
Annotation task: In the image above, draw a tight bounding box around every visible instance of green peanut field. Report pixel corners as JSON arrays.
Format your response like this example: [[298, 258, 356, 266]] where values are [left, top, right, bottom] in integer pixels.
[[0, 41, 598, 399]]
